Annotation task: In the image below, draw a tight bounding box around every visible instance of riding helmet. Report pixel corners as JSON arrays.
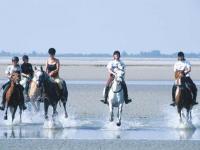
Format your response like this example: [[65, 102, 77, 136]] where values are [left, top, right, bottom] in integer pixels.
[[22, 55, 29, 61], [113, 50, 121, 58], [12, 56, 19, 62], [48, 48, 56, 55], [177, 51, 184, 58]]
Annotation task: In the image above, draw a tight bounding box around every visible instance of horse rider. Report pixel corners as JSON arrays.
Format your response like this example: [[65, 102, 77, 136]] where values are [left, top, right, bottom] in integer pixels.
[[101, 50, 132, 104], [21, 55, 34, 96], [0, 56, 26, 110], [45, 48, 64, 95], [170, 51, 198, 106]]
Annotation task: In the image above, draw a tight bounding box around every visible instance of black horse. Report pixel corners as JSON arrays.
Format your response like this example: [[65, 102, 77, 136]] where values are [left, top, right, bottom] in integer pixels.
[[35, 66, 68, 120]]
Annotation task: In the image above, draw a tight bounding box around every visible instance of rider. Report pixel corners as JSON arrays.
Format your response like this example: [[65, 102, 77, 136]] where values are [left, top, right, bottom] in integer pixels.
[[170, 51, 198, 106], [0, 56, 26, 110], [21, 55, 34, 96], [45, 48, 63, 95], [101, 50, 132, 104]]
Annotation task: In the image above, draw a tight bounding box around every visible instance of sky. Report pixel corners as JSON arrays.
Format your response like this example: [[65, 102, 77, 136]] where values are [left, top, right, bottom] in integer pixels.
[[0, 0, 200, 54]]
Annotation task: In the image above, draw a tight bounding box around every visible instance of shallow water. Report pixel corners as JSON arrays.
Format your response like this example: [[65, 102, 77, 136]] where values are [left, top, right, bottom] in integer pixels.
[[0, 80, 200, 140]]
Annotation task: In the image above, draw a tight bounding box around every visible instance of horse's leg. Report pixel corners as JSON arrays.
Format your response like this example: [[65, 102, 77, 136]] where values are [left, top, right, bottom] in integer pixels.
[[4, 106, 8, 120], [11, 107, 17, 123], [187, 109, 192, 121], [36, 99, 41, 112], [179, 110, 182, 123], [44, 101, 49, 120], [31, 101, 37, 112], [117, 104, 122, 126], [19, 108, 22, 123], [52, 103, 58, 120], [190, 110, 192, 121], [109, 102, 114, 122], [62, 101, 68, 118]]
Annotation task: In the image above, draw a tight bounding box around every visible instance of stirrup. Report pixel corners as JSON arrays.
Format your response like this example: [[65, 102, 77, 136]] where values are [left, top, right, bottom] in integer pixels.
[[170, 102, 176, 107], [100, 99, 108, 104], [192, 101, 198, 105], [125, 98, 132, 104]]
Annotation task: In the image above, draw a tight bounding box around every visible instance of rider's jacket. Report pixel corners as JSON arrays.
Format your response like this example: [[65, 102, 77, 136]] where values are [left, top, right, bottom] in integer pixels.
[[107, 60, 125, 72], [21, 63, 34, 77], [5, 65, 21, 76], [174, 60, 191, 77]]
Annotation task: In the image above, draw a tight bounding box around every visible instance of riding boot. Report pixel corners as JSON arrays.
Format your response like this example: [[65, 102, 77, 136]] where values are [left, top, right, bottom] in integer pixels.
[[170, 85, 176, 106], [100, 86, 110, 104], [122, 81, 132, 104]]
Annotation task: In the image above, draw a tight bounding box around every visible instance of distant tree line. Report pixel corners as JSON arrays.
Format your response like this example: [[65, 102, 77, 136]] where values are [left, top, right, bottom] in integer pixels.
[[0, 50, 199, 58]]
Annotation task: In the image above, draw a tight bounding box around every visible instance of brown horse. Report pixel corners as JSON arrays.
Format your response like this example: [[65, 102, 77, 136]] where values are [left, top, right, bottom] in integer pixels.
[[4, 72, 24, 122], [175, 71, 193, 122]]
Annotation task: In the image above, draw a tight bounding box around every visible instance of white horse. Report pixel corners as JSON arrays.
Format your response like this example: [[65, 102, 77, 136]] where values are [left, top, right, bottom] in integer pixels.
[[104, 68, 125, 126], [20, 67, 43, 112]]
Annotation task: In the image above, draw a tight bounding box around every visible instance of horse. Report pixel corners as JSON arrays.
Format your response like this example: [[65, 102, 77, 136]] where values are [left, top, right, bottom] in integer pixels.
[[20, 70, 44, 112], [3, 72, 24, 123], [175, 71, 193, 122], [34, 66, 68, 120], [104, 68, 125, 126]]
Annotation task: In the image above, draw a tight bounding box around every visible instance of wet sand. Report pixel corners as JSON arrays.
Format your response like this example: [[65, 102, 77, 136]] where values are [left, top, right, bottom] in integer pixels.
[[0, 57, 200, 80], [1, 139, 200, 150]]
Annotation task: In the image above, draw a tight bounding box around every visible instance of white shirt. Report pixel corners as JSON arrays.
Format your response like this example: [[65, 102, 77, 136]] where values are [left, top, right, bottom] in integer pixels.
[[173, 60, 191, 77], [5, 65, 21, 76], [107, 60, 126, 72]]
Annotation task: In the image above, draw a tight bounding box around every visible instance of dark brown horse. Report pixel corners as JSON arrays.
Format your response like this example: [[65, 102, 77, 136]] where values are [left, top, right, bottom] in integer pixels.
[[4, 72, 24, 122], [175, 71, 193, 122], [35, 66, 68, 120]]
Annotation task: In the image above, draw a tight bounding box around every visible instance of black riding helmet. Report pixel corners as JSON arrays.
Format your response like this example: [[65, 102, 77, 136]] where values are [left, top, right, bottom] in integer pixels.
[[177, 51, 185, 60], [113, 50, 121, 58], [12, 56, 19, 62], [22, 55, 29, 61], [48, 48, 56, 55], [178, 51, 184, 58]]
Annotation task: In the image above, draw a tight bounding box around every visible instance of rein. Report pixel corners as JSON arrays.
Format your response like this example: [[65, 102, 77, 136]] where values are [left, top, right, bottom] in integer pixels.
[[112, 82, 123, 93]]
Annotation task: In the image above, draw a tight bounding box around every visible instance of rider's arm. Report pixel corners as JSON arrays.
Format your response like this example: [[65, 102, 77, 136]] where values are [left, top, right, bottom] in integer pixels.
[[108, 68, 116, 76], [107, 61, 116, 76], [45, 60, 48, 73], [21, 73, 29, 78], [184, 66, 191, 75], [5, 66, 12, 79], [52, 59, 60, 74]]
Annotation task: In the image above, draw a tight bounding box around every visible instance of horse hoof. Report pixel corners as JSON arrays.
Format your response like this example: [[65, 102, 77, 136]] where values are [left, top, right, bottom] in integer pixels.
[[45, 116, 48, 120], [116, 122, 121, 126], [4, 116, 7, 120], [65, 113, 68, 118]]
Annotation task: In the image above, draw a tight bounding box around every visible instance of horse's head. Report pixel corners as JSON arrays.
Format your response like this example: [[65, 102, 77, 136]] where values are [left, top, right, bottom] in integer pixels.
[[114, 68, 125, 84], [34, 66, 48, 87], [175, 71, 186, 86], [10, 72, 21, 84]]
